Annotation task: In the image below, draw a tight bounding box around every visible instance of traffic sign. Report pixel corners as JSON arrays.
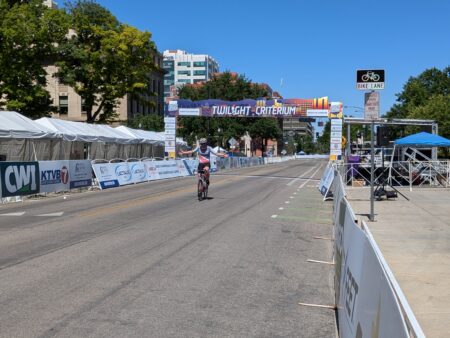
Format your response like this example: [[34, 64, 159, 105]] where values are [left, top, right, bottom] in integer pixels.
[[356, 69, 385, 90], [364, 91, 380, 120], [228, 137, 238, 146]]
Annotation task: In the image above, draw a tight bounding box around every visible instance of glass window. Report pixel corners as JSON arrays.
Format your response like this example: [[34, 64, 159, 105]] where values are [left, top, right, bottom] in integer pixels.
[[59, 95, 68, 114], [178, 79, 191, 83], [177, 62, 191, 67], [193, 70, 206, 76], [193, 61, 206, 67], [81, 98, 87, 114], [178, 70, 191, 76]]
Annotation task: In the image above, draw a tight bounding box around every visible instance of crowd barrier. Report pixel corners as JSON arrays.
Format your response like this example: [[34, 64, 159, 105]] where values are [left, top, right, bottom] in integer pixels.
[[294, 154, 329, 159], [91, 159, 199, 189], [0, 155, 292, 201], [0, 160, 92, 200], [320, 165, 425, 338]]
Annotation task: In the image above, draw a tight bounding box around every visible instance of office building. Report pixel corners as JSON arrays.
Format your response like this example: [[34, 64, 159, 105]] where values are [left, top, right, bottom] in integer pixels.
[[45, 51, 165, 123], [163, 50, 219, 101]]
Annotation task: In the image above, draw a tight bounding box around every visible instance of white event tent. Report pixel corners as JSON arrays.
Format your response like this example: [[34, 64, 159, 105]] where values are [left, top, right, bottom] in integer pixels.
[[0, 111, 62, 161], [0, 111, 180, 161]]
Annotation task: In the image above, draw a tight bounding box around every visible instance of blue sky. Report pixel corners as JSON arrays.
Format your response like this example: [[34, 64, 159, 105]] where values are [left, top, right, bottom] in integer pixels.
[[95, 0, 450, 118]]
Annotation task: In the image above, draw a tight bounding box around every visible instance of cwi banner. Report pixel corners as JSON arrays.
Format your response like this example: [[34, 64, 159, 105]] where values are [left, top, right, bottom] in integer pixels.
[[0, 160, 92, 198]]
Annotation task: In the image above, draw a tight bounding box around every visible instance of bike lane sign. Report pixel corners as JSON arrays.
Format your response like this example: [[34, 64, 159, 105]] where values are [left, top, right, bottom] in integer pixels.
[[356, 69, 384, 90]]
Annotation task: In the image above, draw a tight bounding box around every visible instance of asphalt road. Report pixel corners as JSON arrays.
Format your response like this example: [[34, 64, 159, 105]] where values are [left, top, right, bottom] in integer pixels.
[[0, 159, 336, 338]]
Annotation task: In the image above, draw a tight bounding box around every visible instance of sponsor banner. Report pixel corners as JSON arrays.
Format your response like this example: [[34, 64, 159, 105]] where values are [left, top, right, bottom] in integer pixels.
[[364, 91, 380, 120], [306, 109, 329, 117], [330, 149, 342, 155], [154, 160, 181, 179], [176, 160, 189, 176], [143, 161, 160, 181], [331, 125, 342, 132], [69, 160, 92, 189], [112, 162, 133, 186], [165, 134, 176, 141], [209, 154, 217, 172], [0, 161, 40, 198], [165, 117, 177, 159], [319, 165, 334, 199], [329, 102, 343, 119], [179, 108, 200, 116], [165, 129, 176, 135], [39, 160, 70, 193], [183, 159, 199, 175], [128, 161, 148, 184], [331, 132, 342, 138], [165, 97, 329, 118], [330, 137, 342, 144], [336, 199, 409, 338], [330, 143, 342, 149], [164, 117, 176, 123], [92, 163, 119, 189], [164, 122, 176, 129]]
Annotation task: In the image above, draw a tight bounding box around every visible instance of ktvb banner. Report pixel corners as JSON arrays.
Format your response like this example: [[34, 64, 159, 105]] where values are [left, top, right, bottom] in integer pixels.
[[165, 97, 329, 118]]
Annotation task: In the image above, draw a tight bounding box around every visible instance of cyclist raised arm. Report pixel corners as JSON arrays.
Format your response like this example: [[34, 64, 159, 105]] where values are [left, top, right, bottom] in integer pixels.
[[179, 138, 227, 185]]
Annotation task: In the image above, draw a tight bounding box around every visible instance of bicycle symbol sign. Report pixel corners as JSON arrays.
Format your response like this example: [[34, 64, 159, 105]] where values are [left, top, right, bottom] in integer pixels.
[[356, 69, 384, 90], [361, 71, 380, 82]]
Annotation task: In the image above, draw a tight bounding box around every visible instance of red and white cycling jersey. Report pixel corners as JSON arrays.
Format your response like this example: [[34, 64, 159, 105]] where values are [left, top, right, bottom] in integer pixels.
[[193, 145, 218, 164]]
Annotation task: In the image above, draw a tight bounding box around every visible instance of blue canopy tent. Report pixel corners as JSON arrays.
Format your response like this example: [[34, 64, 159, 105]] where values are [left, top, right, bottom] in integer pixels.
[[394, 132, 450, 147]]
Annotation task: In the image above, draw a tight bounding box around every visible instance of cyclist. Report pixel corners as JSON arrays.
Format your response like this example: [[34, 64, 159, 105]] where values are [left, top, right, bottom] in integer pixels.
[[179, 138, 228, 185]]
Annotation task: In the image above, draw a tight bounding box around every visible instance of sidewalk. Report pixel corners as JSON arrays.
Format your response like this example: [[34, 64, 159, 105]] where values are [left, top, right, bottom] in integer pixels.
[[346, 187, 450, 337]]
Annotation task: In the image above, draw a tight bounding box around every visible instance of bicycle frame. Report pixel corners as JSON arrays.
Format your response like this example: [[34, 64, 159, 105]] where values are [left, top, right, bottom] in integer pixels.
[[197, 170, 208, 201]]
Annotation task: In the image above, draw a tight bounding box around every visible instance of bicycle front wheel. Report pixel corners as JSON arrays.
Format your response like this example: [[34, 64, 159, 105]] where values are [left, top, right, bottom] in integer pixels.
[[198, 180, 203, 201]]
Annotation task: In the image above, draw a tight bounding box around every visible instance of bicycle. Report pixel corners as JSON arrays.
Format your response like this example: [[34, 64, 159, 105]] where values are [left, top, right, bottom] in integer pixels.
[[361, 71, 380, 82], [197, 169, 208, 201]]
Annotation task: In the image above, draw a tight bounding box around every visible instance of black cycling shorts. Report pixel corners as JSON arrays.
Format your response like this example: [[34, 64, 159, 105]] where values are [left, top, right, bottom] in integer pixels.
[[197, 162, 210, 172]]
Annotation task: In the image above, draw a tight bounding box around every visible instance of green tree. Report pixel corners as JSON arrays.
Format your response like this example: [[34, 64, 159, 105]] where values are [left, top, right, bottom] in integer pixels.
[[248, 118, 281, 155], [56, 0, 157, 123], [0, 0, 69, 117], [294, 134, 315, 154], [128, 114, 164, 131], [385, 66, 450, 138], [177, 71, 270, 147], [316, 120, 330, 153]]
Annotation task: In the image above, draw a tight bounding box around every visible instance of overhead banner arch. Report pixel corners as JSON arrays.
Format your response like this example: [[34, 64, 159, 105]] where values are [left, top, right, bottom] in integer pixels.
[[163, 97, 342, 160], [164, 97, 329, 118]]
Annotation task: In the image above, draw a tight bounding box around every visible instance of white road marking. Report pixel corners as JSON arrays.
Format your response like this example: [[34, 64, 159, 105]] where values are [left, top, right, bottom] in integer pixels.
[[298, 165, 323, 190], [285, 201, 290, 204], [307, 259, 335, 265], [271, 215, 278, 218], [279, 207, 284, 210], [36, 212, 64, 217], [289, 196, 294, 199], [299, 302, 336, 310], [0, 212, 25, 216], [287, 165, 318, 186]]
